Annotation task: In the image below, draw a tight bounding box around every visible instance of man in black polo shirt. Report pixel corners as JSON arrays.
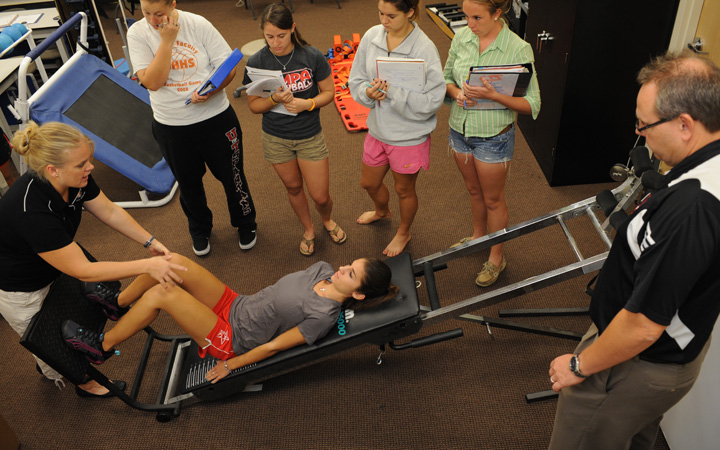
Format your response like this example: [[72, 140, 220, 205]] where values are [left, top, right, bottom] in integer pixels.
[[547, 52, 720, 450]]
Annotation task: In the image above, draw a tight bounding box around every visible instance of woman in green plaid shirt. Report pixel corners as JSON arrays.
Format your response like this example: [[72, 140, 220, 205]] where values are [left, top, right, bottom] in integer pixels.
[[443, 0, 540, 287]]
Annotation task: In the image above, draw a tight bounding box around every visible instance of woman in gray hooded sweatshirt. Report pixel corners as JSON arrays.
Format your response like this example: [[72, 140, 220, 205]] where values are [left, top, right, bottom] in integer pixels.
[[348, 0, 445, 258]]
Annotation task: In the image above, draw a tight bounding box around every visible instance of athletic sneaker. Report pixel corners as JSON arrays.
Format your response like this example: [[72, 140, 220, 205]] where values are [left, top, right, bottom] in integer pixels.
[[84, 282, 128, 321], [238, 226, 257, 250], [61, 320, 117, 365], [192, 236, 211, 256]]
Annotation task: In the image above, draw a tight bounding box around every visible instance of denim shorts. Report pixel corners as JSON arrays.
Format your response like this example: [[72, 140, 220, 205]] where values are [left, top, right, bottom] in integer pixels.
[[448, 125, 515, 163]]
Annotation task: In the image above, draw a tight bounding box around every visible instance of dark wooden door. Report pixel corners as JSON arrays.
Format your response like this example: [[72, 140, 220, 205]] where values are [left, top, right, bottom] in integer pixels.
[[517, 0, 577, 183]]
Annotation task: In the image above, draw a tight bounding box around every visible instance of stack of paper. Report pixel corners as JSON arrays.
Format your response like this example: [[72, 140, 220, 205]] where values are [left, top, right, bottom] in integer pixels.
[[245, 66, 296, 116], [465, 64, 531, 110], [376, 57, 426, 93]]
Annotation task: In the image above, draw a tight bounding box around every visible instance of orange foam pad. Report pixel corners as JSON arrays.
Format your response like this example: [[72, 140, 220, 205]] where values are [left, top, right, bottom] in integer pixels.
[[331, 60, 368, 132], [333, 35, 342, 56], [334, 95, 368, 132], [332, 60, 353, 88]]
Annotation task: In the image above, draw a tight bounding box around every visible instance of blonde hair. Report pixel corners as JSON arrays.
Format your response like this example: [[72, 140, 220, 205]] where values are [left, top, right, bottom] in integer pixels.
[[12, 121, 94, 181], [141, 0, 175, 6]]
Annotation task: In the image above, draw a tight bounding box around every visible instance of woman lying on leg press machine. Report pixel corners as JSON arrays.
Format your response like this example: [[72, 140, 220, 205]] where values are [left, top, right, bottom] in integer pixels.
[[63, 253, 397, 383]]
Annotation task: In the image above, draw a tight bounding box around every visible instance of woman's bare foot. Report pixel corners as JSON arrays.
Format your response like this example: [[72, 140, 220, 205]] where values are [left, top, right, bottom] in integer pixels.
[[383, 232, 411, 257], [357, 210, 392, 224]]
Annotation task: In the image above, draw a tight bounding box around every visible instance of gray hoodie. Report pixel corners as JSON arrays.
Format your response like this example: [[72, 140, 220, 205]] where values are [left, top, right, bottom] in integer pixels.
[[349, 24, 446, 146]]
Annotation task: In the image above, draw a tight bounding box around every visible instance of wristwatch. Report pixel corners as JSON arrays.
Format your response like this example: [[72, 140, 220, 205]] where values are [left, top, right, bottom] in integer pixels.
[[569, 354, 588, 378]]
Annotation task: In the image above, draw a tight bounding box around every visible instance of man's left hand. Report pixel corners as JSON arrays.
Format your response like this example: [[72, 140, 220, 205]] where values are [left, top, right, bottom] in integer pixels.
[[549, 353, 586, 392]]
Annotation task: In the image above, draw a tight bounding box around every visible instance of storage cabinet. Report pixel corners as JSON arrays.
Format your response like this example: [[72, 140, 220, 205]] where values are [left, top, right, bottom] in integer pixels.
[[517, 0, 679, 186]]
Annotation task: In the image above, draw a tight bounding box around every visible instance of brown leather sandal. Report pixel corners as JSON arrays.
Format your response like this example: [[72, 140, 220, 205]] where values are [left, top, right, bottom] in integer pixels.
[[326, 223, 347, 244], [300, 236, 315, 256]]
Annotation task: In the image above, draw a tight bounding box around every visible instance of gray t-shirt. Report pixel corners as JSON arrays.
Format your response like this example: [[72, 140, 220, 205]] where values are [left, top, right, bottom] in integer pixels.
[[243, 45, 332, 140], [229, 261, 341, 354]]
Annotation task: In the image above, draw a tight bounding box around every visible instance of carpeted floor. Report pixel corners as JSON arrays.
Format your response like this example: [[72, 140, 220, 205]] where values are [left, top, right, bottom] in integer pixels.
[[0, 1, 670, 448]]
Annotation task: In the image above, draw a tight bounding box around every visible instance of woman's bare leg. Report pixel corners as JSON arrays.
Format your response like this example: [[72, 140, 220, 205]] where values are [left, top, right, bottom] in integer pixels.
[[358, 162, 392, 224], [298, 158, 344, 239], [383, 170, 420, 257], [272, 159, 316, 252], [116, 253, 226, 308], [453, 151, 488, 240], [102, 283, 220, 351], [473, 159, 510, 266]]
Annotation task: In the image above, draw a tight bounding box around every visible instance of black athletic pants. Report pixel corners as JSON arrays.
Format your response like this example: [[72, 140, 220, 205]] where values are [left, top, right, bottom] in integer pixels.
[[152, 105, 256, 240]]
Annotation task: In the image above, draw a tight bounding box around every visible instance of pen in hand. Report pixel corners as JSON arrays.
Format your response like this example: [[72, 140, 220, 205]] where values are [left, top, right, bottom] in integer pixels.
[[365, 82, 387, 94]]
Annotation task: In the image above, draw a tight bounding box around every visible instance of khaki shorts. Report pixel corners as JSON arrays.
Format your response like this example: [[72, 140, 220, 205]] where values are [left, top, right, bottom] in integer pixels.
[[261, 131, 329, 164]]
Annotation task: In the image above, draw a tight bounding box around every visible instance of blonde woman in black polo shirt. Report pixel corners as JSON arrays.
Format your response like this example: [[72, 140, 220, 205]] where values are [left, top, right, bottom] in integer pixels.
[[0, 121, 186, 397]]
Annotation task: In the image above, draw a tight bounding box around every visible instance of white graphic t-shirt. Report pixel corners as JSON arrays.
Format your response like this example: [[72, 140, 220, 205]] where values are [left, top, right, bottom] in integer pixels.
[[127, 10, 232, 126]]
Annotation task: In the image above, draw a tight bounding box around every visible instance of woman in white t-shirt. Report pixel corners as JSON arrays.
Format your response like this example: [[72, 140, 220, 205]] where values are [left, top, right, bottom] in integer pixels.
[[63, 253, 397, 383], [128, 0, 257, 257]]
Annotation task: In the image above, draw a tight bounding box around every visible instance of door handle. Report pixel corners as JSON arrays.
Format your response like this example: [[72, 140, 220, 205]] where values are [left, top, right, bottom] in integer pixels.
[[536, 31, 554, 54], [687, 37, 709, 55]]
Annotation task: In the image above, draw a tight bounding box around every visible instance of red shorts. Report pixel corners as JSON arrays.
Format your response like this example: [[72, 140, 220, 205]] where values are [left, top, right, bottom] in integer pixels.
[[362, 134, 431, 174], [198, 285, 238, 360]]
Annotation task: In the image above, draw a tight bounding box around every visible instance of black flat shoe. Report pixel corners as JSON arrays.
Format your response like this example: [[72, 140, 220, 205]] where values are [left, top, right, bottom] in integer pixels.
[[75, 379, 127, 398]]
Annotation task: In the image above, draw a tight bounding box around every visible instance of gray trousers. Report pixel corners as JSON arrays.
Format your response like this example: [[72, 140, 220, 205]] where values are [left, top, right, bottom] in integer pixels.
[[548, 323, 710, 450]]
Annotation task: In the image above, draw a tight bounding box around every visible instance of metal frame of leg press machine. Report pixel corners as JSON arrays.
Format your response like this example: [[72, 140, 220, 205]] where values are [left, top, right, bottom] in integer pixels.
[[408, 170, 646, 401]]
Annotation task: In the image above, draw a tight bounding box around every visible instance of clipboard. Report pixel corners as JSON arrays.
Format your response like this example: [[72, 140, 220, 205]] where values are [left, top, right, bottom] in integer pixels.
[[464, 63, 532, 110], [185, 48, 243, 105]]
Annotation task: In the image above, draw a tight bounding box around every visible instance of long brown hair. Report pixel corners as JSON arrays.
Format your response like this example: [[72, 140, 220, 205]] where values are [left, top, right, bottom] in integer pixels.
[[343, 258, 399, 311], [381, 0, 420, 21], [260, 3, 309, 48]]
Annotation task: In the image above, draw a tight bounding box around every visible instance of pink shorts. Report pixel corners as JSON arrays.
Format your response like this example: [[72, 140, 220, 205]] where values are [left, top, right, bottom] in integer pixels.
[[198, 285, 238, 360], [362, 134, 431, 174]]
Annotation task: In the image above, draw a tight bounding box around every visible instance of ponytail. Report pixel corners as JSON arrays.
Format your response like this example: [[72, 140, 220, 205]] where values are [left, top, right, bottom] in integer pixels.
[[344, 258, 398, 311]]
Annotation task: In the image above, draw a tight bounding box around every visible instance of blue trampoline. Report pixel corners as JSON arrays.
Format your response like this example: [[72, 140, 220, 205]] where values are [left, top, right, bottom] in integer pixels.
[[16, 13, 177, 208]]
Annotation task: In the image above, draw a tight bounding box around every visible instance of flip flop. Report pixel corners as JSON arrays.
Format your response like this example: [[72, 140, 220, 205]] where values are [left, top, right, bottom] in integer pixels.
[[326, 223, 347, 244], [300, 236, 315, 256]]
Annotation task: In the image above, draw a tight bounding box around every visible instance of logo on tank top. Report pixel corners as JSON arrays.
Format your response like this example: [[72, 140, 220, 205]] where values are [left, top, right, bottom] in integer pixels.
[[171, 46, 198, 81]]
